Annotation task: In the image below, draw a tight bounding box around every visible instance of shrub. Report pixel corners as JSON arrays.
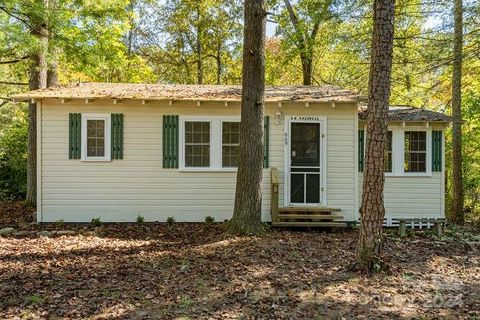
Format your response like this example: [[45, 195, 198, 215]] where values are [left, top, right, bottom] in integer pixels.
[[136, 214, 145, 224], [25, 294, 44, 305], [55, 219, 65, 226], [0, 118, 27, 201], [204, 216, 215, 224], [178, 295, 193, 309], [166, 216, 175, 225], [91, 217, 102, 227]]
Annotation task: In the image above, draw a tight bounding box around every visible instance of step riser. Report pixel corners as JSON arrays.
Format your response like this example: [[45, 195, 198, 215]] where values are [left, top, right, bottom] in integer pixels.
[[278, 214, 344, 220], [272, 222, 347, 227]]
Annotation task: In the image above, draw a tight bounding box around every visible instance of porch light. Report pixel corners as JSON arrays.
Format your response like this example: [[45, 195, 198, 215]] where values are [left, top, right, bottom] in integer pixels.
[[274, 110, 282, 126]]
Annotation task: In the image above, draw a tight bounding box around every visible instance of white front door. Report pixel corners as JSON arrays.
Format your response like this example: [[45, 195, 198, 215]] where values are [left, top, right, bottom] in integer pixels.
[[286, 119, 325, 206]]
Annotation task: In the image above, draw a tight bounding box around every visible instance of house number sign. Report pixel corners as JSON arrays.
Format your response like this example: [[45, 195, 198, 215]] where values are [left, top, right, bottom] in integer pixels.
[[291, 116, 321, 121]]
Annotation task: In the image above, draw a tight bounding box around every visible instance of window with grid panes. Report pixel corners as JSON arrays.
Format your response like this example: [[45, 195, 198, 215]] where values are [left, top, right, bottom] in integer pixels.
[[404, 131, 427, 172], [222, 122, 240, 167], [184, 121, 210, 167]]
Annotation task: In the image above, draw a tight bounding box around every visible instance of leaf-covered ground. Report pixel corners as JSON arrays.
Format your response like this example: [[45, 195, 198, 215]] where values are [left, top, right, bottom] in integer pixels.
[[0, 202, 479, 319]]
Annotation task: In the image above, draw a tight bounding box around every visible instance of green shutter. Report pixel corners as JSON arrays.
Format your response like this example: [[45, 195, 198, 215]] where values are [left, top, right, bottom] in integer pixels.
[[163, 115, 179, 168], [263, 116, 269, 168], [111, 114, 124, 160], [432, 130, 442, 172], [358, 129, 365, 172], [69, 113, 81, 159]]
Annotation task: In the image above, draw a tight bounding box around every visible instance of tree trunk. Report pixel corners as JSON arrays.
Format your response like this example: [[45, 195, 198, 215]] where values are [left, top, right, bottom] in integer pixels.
[[451, 0, 464, 225], [26, 0, 49, 207], [356, 0, 395, 273], [126, 0, 136, 56], [196, 5, 203, 85], [227, 0, 266, 235], [47, 47, 59, 87], [300, 52, 313, 85], [216, 46, 222, 85]]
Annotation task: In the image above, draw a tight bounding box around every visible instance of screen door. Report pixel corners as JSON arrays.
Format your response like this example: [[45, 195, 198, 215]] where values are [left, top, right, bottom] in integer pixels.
[[289, 121, 322, 205]]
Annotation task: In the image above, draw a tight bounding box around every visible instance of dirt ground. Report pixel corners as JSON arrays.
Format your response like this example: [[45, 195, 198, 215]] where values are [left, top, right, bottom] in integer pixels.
[[0, 202, 479, 319]]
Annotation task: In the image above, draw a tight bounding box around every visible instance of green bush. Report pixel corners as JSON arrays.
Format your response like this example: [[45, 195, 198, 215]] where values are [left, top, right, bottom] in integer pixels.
[[91, 217, 102, 226], [0, 120, 27, 200], [204, 216, 215, 224], [136, 214, 145, 224], [166, 216, 175, 225]]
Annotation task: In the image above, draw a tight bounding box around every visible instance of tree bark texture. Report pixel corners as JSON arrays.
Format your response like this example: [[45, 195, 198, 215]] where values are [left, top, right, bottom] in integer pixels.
[[26, 0, 49, 207], [451, 0, 464, 225], [357, 0, 395, 272], [227, 0, 266, 235]]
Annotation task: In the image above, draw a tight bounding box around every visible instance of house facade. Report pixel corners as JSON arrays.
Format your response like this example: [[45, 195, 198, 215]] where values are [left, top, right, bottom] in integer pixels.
[[12, 83, 450, 225]]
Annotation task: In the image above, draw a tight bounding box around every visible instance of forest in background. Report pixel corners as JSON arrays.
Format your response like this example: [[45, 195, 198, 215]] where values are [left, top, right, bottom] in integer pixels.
[[0, 0, 478, 221]]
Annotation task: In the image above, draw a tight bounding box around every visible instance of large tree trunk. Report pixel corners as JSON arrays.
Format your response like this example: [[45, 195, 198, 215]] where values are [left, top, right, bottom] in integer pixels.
[[26, 0, 49, 207], [356, 0, 395, 272], [227, 0, 266, 235], [451, 0, 464, 225]]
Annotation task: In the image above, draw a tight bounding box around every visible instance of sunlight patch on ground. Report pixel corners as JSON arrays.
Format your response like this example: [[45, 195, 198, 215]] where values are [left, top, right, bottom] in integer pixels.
[[89, 303, 136, 320]]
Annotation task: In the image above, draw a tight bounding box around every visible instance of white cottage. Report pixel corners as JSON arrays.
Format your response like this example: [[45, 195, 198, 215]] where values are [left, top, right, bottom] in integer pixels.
[[12, 83, 451, 226]]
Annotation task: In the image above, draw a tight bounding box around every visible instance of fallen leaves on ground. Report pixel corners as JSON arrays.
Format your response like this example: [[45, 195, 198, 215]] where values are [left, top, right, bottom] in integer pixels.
[[0, 204, 479, 319]]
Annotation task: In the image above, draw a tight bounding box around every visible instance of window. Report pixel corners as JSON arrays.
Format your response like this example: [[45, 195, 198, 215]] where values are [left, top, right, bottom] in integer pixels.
[[184, 121, 210, 167], [384, 131, 393, 172], [404, 131, 427, 172], [180, 117, 243, 170], [222, 122, 240, 167], [81, 114, 111, 161], [87, 120, 105, 157]]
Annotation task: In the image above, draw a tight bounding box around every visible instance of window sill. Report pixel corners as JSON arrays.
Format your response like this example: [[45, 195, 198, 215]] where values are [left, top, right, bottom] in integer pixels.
[[81, 158, 112, 162], [179, 167, 238, 172], [385, 173, 433, 177]]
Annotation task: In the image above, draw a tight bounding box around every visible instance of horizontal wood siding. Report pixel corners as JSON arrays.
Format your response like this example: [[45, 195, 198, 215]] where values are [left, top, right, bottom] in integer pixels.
[[358, 174, 443, 219], [40, 100, 357, 222]]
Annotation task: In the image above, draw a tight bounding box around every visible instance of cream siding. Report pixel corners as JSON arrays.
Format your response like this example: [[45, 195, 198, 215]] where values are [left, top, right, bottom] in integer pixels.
[[357, 124, 446, 225], [40, 100, 358, 222], [39, 100, 357, 222], [358, 174, 444, 225]]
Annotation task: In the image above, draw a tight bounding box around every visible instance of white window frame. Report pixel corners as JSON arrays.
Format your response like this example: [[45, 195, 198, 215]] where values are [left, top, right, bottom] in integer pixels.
[[81, 113, 111, 162], [362, 124, 432, 176], [401, 127, 432, 176], [179, 116, 240, 171]]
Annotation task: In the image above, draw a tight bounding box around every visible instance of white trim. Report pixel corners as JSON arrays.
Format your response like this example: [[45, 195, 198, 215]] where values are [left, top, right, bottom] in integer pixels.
[[440, 130, 446, 218], [81, 113, 111, 162], [179, 115, 240, 171], [284, 116, 327, 207], [36, 101, 42, 223], [401, 127, 432, 176], [354, 106, 359, 221], [362, 124, 434, 177]]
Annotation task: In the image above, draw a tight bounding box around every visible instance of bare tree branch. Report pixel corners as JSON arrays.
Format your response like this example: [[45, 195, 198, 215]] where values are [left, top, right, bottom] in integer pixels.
[[0, 81, 29, 85], [0, 56, 30, 65]]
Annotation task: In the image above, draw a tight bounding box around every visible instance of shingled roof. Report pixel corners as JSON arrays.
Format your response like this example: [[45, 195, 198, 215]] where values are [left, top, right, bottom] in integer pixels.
[[11, 82, 363, 103], [359, 105, 452, 122]]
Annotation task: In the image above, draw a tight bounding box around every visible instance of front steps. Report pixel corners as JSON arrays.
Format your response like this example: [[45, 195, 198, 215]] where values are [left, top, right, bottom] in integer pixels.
[[270, 167, 346, 228], [272, 207, 347, 228]]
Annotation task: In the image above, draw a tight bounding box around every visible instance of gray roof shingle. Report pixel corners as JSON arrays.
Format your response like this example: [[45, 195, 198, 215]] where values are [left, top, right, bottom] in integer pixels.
[[359, 105, 451, 122], [11, 82, 363, 103]]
